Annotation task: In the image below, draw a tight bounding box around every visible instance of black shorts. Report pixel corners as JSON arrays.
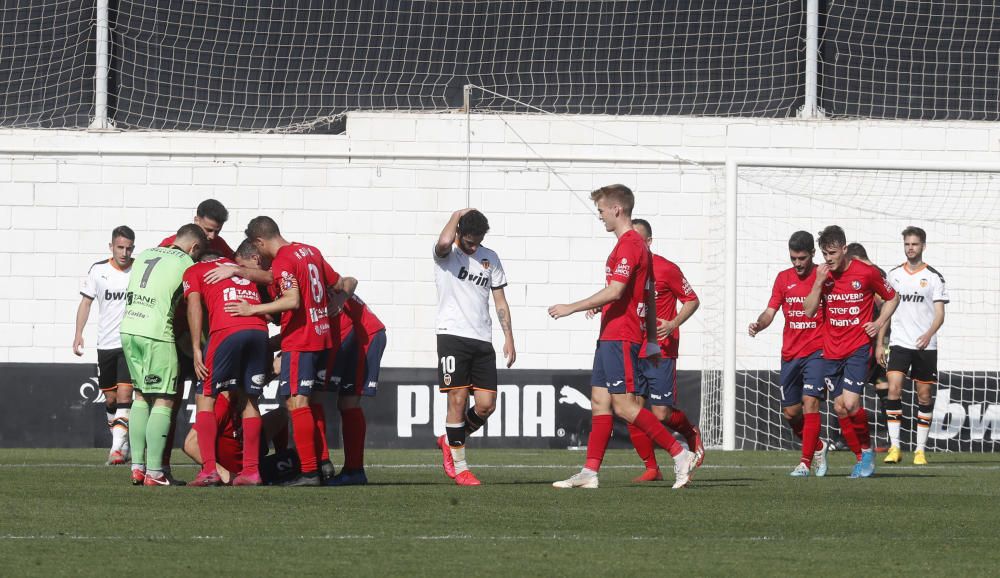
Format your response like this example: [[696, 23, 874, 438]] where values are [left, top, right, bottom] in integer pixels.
[[867, 346, 887, 386], [97, 348, 132, 391], [436, 334, 497, 392], [887, 346, 938, 383]]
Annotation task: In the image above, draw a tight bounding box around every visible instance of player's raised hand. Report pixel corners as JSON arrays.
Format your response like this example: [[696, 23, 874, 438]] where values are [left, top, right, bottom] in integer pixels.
[[548, 304, 574, 319], [72, 335, 84, 356], [225, 299, 255, 317], [192, 348, 209, 381], [815, 263, 830, 284], [748, 322, 760, 337], [203, 264, 238, 284]]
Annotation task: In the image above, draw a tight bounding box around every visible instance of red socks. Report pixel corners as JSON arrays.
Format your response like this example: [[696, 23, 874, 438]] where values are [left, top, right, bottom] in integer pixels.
[[665, 409, 697, 449], [790, 416, 805, 440], [633, 408, 683, 457], [241, 416, 262, 476], [195, 410, 217, 475], [837, 415, 863, 459], [290, 407, 318, 473], [850, 408, 871, 451], [800, 412, 820, 467], [310, 403, 330, 462], [340, 407, 367, 471], [628, 423, 658, 470], [584, 414, 613, 472]]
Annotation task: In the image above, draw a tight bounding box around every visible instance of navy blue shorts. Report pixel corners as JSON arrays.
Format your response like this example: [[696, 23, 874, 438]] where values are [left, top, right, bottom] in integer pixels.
[[325, 329, 387, 397], [780, 350, 826, 406], [639, 357, 677, 406], [201, 329, 269, 397], [822, 344, 871, 398], [591, 340, 646, 395], [279, 349, 328, 397]]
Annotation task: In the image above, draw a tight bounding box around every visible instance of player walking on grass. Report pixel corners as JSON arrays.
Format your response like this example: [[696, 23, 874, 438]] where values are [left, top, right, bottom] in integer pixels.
[[749, 231, 829, 477], [550, 185, 694, 490], [228, 216, 348, 486], [804, 225, 898, 478], [434, 208, 516, 487], [183, 242, 270, 486], [121, 224, 206, 486], [627, 218, 705, 482], [878, 226, 948, 465], [74, 226, 136, 466]]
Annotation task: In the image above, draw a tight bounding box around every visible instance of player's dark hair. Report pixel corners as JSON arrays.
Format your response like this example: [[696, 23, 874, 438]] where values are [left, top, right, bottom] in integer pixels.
[[817, 225, 847, 249], [590, 184, 635, 216], [199, 250, 223, 261], [111, 225, 135, 242], [632, 218, 652, 239], [176, 223, 209, 249], [845, 242, 869, 260], [457, 210, 490, 237], [787, 230, 813, 253], [245, 216, 281, 240], [196, 199, 229, 224], [235, 238, 260, 259], [901, 226, 926, 243]]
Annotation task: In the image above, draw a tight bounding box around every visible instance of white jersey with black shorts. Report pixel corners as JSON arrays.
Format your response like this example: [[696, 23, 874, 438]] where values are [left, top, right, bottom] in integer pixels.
[[886, 262, 949, 382], [433, 243, 507, 391], [81, 259, 133, 390]]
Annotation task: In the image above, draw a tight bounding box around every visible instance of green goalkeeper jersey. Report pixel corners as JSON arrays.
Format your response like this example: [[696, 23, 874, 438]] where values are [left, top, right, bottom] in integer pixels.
[[120, 246, 194, 342]]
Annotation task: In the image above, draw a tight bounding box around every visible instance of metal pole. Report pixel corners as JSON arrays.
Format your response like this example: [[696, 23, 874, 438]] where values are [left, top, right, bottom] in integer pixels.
[[723, 160, 738, 451], [464, 84, 472, 206], [798, 0, 821, 119], [90, 0, 110, 129]]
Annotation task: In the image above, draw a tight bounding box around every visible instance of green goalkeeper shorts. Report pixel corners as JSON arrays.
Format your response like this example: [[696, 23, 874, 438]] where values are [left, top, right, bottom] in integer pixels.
[[121, 333, 178, 396]]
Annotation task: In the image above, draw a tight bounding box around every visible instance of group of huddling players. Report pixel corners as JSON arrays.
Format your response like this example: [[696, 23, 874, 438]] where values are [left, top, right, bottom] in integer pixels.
[[74, 187, 941, 489], [75, 200, 386, 486], [748, 225, 948, 477]]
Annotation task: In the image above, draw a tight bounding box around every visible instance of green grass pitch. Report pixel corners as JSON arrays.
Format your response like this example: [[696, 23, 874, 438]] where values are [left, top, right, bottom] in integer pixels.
[[2, 448, 998, 576]]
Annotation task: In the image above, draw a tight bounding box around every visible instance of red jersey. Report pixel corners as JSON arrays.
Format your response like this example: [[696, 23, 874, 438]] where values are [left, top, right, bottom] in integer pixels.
[[599, 229, 652, 344], [819, 259, 896, 360], [271, 243, 340, 352], [160, 234, 235, 260], [331, 294, 386, 344], [767, 266, 824, 362], [183, 257, 267, 336], [651, 254, 697, 359]]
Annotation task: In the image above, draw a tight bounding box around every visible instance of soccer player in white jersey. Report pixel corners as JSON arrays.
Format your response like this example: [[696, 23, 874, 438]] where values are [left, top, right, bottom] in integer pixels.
[[877, 226, 948, 465], [73, 226, 136, 465], [433, 208, 516, 486]]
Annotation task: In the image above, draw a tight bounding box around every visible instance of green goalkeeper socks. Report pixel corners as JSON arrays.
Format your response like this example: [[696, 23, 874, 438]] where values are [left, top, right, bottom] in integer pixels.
[[128, 399, 150, 467], [145, 405, 173, 472]]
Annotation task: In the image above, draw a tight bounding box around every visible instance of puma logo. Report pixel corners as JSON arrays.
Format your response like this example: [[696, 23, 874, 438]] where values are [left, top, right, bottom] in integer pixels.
[[558, 386, 591, 411]]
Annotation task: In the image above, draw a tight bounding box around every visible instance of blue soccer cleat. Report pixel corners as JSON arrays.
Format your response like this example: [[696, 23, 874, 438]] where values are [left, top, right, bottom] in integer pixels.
[[325, 469, 368, 486], [813, 440, 829, 478], [859, 449, 876, 478], [848, 460, 863, 479]]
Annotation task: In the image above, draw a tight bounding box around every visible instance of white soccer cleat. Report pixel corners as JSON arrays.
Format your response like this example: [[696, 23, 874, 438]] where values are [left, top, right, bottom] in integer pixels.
[[552, 471, 599, 489], [672, 449, 694, 489]]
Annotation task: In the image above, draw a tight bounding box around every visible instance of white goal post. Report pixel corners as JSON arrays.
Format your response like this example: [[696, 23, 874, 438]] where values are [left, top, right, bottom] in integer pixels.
[[722, 157, 1000, 451]]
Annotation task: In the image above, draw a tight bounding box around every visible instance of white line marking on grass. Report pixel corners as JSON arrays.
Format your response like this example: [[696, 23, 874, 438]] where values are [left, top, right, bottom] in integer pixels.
[[3, 463, 1000, 471]]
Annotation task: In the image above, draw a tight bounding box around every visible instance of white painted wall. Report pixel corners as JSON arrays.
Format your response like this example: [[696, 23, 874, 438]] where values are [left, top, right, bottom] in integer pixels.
[[1, 113, 997, 371]]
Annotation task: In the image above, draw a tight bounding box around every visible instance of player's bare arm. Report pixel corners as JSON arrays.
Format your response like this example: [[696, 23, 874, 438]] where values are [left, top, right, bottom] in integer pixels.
[[227, 284, 300, 317], [658, 297, 700, 341], [877, 318, 892, 367], [866, 293, 900, 338], [435, 208, 474, 258], [492, 287, 516, 367], [185, 291, 209, 380], [548, 281, 626, 319], [748, 307, 777, 337], [803, 263, 829, 318], [915, 301, 946, 350], [203, 263, 273, 286], [72, 295, 94, 356]]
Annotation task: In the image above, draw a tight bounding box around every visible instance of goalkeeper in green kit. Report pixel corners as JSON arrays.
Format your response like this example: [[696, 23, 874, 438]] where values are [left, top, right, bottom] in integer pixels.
[[121, 224, 207, 486]]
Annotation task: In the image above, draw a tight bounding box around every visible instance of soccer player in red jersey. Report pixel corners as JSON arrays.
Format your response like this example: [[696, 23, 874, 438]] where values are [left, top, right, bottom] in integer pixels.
[[228, 216, 350, 486], [550, 185, 694, 489], [626, 218, 705, 482], [804, 225, 899, 478], [749, 231, 829, 477], [184, 241, 271, 486], [159, 199, 236, 259], [322, 293, 387, 485]]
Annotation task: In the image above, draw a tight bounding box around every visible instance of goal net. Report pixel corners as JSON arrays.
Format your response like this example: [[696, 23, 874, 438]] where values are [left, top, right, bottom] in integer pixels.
[[729, 163, 1000, 452]]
